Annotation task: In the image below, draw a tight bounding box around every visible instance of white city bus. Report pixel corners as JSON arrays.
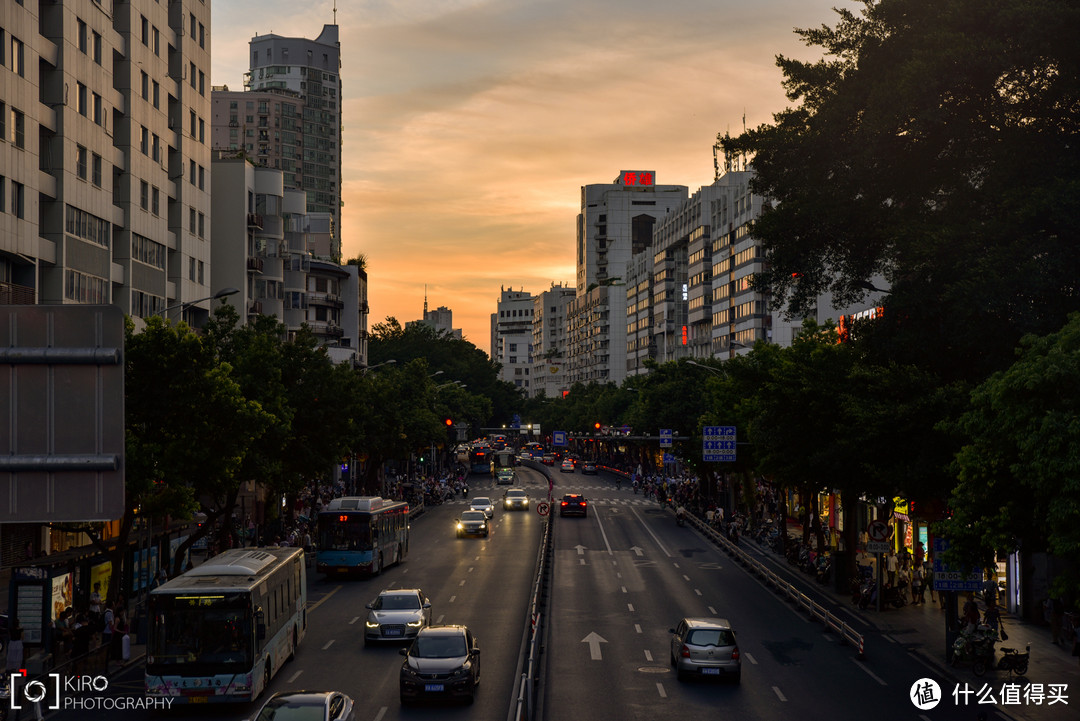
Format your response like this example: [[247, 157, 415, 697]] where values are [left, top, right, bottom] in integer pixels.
[[145, 546, 307, 703]]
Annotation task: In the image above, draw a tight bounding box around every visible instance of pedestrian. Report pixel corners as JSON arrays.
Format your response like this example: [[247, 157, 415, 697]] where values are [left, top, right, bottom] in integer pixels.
[[984, 602, 1002, 635], [911, 564, 925, 605], [101, 601, 115, 652], [886, 551, 898, 588], [983, 571, 998, 607], [961, 592, 981, 630], [110, 608, 128, 661]]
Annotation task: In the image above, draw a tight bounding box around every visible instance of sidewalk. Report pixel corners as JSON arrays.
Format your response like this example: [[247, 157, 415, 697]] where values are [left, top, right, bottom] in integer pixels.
[[741, 527, 1078, 720]]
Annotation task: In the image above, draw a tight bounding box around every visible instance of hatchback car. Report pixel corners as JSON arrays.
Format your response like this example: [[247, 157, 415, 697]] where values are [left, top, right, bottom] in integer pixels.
[[364, 588, 432, 645], [582, 462, 598, 475], [469, 497, 494, 519], [399, 625, 480, 705], [559, 494, 588, 517], [669, 617, 741, 683], [456, 510, 489, 538], [503, 488, 529, 511], [252, 691, 356, 721], [560, 459, 575, 473]]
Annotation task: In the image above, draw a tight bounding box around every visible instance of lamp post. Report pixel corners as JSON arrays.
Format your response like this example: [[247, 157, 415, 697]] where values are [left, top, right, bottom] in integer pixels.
[[361, 359, 396, 375], [686, 360, 723, 376], [156, 287, 240, 321]]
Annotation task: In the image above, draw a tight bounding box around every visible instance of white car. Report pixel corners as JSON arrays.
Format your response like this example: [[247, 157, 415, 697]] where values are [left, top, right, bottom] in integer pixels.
[[365, 589, 432, 645], [470, 497, 494, 519]]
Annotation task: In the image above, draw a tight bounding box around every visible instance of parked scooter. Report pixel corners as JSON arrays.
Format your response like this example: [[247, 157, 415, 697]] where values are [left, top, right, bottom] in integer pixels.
[[994, 643, 1030, 677], [951, 626, 997, 676]]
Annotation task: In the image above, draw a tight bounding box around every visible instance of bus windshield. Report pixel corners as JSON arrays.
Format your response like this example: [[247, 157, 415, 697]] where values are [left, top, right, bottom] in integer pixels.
[[318, 514, 373, 551], [147, 593, 252, 672]]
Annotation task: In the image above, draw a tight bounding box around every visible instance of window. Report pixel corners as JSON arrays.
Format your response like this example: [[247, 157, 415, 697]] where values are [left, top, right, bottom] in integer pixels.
[[189, 206, 196, 233], [140, 16, 148, 46], [198, 260, 204, 284], [140, 126, 148, 154], [151, 186, 159, 216], [189, 159, 196, 185], [11, 35, 24, 77], [91, 153, 102, 187], [152, 81, 159, 109], [0, 176, 5, 213], [92, 31, 102, 64], [199, 70, 205, 96], [189, 257, 196, 281], [11, 108, 25, 148], [76, 145, 88, 179], [140, 181, 149, 210], [133, 233, 166, 269], [153, 26, 159, 56], [92, 93, 102, 126], [141, 71, 149, 100], [199, 23, 205, 49], [197, 212, 204, 238], [0, 102, 5, 141], [198, 165, 204, 189], [65, 269, 109, 304], [190, 62, 196, 89], [198, 118, 205, 143], [65, 205, 110, 247], [190, 13, 196, 39], [11, 181, 24, 218], [77, 83, 88, 116], [189, 110, 196, 136], [78, 19, 88, 54]]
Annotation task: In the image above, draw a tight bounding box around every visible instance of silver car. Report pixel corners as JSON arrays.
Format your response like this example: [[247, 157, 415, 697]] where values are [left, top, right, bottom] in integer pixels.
[[669, 617, 741, 683], [469, 496, 494, 519], [365, 589, 432, 645], [502, 488, 529, 511]]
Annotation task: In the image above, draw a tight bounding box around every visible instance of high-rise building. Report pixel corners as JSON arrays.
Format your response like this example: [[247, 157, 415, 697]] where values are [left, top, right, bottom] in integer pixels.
[[245, 25, 342, 260], [568, 171, 688, 385], [491, 287, 535, 392], [1, 0, 214, 323], [531, 283, 575, 397]]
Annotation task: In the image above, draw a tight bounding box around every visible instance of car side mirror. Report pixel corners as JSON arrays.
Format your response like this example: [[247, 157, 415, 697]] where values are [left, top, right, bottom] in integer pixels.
[[668, 628, 676, 634], [365, 603, 373, 609], [423, 602, 431, 609], [399, 648, 408, 656], [472, 647, 480, 655]]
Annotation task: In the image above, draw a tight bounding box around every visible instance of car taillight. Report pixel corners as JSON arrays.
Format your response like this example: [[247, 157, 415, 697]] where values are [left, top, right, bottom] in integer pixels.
[[581, 501, 587, 505], [680, 645, 691, 658], [731, 647, 740, 660], [561, 501, 568, 506]]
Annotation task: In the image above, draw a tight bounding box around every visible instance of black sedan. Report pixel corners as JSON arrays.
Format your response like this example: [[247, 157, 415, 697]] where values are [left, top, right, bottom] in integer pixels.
[[252, 691, 356, 721], [399, 625, 480, 705], [559, 493, 588, 517], [456, 510, 489, 538]]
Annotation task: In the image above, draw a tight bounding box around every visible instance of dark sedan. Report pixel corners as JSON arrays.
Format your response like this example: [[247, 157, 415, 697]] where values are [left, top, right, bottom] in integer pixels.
[[456, 510, 489, 538], [252, 691, 356, 721], [399, 625, 480, 705], [559, 493, 588, 517]]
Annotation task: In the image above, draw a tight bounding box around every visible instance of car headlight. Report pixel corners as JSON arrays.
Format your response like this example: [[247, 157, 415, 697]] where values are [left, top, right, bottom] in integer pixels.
[[401, 663, 421, 679], [365, 620, 380, 628], [406, 619, 423, 627], [449, 662, 472, 679], [456, 523, 463, 529]]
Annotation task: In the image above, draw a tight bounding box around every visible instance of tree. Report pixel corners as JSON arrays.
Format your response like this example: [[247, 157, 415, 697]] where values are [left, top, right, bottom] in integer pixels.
[[721, 0, 1080, 383], [947, 313, 1080, 597]]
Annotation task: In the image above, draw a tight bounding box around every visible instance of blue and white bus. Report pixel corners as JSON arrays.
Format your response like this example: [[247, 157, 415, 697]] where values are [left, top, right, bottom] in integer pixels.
[[469, 447, 492, 474], [315, 496, 410, 576], [145, 546, 307, 703]]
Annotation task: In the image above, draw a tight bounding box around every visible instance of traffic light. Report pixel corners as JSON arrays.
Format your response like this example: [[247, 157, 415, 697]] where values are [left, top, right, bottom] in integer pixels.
[[594, 422, 601, 430], [445, 418, 454, 427]]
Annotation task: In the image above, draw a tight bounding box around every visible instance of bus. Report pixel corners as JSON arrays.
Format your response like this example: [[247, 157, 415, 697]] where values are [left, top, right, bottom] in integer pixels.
[[145, 546, 307, 704], [315, 496, 410, 576], [494, 449, 516, 484], [469, 446, 492, 474]]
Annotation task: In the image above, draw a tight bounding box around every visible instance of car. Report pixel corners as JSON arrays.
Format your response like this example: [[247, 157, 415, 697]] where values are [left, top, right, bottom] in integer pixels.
[[669, 617, 741, 683], [560, 459, 575, 473], [496, 468, 515, 485], [364, 588, 432, 645], [252, 691, 356, 721], [469, 497, 494, 519], [456, 510, 489, 538], [399, 625, 480, 705], [541, 453, 556, 465], [582, 462, 597, 475], [503, 488, 529, 511], [559, 493, 588, 517]]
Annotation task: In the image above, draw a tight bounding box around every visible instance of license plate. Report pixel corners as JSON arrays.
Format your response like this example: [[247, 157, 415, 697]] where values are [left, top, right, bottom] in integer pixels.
[[384, 629, 402, 636], [702, 668, 721, 675], [424, 684, 444, 692]]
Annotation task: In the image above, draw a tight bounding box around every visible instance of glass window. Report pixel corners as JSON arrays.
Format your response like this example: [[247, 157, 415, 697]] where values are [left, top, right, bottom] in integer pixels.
[[78, 19, 88, 54], [76, 145, 87, 179], [91, 153, 102, 187], [92, 31, 101, 64]]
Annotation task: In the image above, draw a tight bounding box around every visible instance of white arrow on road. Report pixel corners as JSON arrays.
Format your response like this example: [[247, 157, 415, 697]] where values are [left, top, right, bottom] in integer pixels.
[[630, 546, 644, 557], [574, 545, 587, 555], [581, 632, 608, 660]]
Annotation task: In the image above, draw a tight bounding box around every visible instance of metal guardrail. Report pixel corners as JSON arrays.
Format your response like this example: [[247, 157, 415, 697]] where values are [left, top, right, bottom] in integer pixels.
[[686, 514, 866, 658]]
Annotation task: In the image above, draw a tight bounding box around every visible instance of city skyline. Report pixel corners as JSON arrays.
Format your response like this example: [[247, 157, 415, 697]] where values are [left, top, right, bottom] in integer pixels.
[[210, 0, 843, 349]]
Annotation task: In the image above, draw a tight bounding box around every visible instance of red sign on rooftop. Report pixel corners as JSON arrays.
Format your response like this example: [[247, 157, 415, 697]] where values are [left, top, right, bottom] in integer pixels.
[[620, 170, 655, 187]]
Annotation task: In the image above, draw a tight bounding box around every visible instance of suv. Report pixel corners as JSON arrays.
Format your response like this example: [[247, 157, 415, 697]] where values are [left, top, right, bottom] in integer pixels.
[[365, 589, 432, 645], [399, 625, 480, 705], [559, 494, 588, 517], [669, 617, 741, 683], [503, 488, 529, 511]]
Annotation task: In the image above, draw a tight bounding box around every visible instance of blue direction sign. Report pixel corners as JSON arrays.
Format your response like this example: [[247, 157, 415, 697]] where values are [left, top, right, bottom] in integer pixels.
[[932, 538, 983, 591], [552, 430, 568, 447], [659, 429, 673, 448], [703, 425, 736, 462]]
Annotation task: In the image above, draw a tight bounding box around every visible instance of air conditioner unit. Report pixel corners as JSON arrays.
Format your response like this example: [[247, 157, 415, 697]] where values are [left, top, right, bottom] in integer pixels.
[[254, 238, 267, 253]]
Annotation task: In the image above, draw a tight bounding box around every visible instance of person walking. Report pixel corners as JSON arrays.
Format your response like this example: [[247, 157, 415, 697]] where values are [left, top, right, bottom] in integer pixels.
[[101, 601, 115, 655], [911, 564, 925, 605], [886, 551, 898, 588]]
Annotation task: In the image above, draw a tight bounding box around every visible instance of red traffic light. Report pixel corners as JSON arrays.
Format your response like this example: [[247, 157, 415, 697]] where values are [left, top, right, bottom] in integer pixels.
[[445, 418, 454, 426], [594, 422, 601, 430]]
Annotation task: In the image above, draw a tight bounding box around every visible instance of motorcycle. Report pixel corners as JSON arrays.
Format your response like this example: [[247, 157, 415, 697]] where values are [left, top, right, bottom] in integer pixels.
[[615, 478, 621, 490], [994, 643, 1030, 677], [951, 626, 996, 675], [676, 512, 686, 527], [462, 485, 469, 498]]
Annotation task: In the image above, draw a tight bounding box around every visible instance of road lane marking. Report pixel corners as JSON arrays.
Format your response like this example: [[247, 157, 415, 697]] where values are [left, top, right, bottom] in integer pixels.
[[373, 708, 387, 721], [628, 603, 635, 612], [852, 658, 887, 686], [635, 624, 642, 633], [449, 595, 456, 603], [644, 650, 653, 662], [579, 558, 586, 565], [694, 589, 702, 596], [592, 510, 614, 555], [348, 616, 360, 625], [708, 606, 718, 615], [468, 566, 474, 572], [656, 682, 667, 698], [744, 652, 758, 665], [630, 507, 672, 557], [287, 670, 303, 683], [621, 586, 627, 593], [773, 686, 787, 702], [436, 614, 444, 624], [306, 585, 341, 612], [822, 634, 835, 642], [581, 632, 607, 660], [683, 574, 691, 581], [322, 640, 335, 650], [459, 580, 466, 586]]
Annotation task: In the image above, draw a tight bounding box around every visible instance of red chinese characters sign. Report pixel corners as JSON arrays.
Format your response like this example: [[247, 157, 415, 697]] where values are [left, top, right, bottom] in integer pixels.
[[620, 170, 655, 187]]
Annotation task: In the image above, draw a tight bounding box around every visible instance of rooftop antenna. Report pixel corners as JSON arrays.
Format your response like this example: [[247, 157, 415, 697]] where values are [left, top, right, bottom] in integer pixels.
[[424, 284, 428, 316], [333, 0, 337, 24]]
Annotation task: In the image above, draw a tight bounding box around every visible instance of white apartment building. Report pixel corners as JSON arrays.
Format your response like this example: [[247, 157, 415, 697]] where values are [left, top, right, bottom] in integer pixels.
[[531, 282, 575, 397], [568, 171, 687, 385], [1, 0, 214, 323], [491, 286, 534, 392]]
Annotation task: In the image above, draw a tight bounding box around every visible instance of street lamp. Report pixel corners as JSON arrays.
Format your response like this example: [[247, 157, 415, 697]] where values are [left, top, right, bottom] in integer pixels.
[[686, 360, 723, 376], [361, 359, 396, 375], [156, 287, 239, 319], [429, 370, 445, 378]]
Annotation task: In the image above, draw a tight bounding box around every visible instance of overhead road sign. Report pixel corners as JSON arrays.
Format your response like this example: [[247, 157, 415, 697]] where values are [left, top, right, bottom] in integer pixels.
[[552, 430, 568, 447], [659, 429, 672, 448], [703, 425, 736, 462], [1, 305, 125, 522]]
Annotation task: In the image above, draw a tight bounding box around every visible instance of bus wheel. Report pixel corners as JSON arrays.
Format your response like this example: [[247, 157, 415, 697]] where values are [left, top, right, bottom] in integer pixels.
[[263, 661, 271, 695], [288, 627, 297, 661]]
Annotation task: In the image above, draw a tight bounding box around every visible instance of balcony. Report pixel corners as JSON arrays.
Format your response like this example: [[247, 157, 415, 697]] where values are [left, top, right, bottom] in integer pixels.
[[306, 320, 344, 338], [247, 257, 265, 273], [247, 213, 263, 229], [248, 300, 264, 315], [307, 291, 344, 309], [0, 281, 35, 305]]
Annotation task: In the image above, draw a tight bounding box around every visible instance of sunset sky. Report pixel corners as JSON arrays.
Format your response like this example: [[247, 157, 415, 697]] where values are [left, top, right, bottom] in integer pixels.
[[211, 0, 844, 351]]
